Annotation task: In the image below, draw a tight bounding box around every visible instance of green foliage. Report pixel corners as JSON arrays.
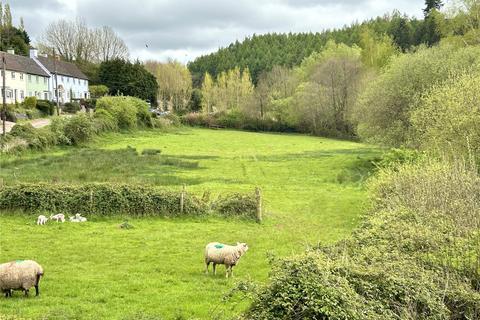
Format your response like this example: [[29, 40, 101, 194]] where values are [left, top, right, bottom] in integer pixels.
[[0, 183, 259, 219], [63, 113, 95, 145], [245, 159, 480, 319], [411, 72, 480, 158], [22, 96, 37, 109], [213, 193, 258, 219], [0, 26, 30, 56], [96, 96, 152, 129], [188, 88, 202, 112], [353, 44, 480, 146], [89, 85, 109, 98], [98, 59, 158, 105], [62, 102, 81, 114], [8, 123, 57, 151], [93, 108, 118, 132], [35, 99, 55, 116]]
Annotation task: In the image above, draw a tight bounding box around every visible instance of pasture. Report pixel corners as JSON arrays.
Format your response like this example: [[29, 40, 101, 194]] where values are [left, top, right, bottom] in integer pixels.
[[0, 128, 379, 319]]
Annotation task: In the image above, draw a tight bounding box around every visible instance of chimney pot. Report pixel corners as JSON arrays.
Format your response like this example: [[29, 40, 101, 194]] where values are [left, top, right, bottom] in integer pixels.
[[29, 48, 38, 58]]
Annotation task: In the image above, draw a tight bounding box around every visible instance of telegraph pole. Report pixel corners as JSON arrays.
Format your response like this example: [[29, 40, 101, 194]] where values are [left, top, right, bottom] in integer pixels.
[[53, 48, 60, 116], [2, 53, 6, 137]]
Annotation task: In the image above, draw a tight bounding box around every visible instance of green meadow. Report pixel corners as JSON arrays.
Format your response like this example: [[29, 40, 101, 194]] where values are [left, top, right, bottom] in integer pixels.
[[0, 128, 379, 319]]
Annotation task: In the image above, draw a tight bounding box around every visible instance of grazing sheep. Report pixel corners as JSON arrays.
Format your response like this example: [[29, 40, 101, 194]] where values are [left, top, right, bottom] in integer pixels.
[[69, 214, 87, 223], [50, 214, 65, 223], [36, 215, 48, 225], [205, 242, 248, 278], [0, 260, 44, 297]]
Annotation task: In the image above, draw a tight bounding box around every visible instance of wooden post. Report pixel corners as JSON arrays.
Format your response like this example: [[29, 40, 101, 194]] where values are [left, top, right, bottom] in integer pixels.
[[255, 187, 262, 223], [180, 184, 186, 214]]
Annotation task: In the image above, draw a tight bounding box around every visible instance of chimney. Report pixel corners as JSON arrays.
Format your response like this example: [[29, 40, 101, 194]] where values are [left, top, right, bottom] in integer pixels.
[[7, 48, 14, 55], [29, 47, 38, 58]]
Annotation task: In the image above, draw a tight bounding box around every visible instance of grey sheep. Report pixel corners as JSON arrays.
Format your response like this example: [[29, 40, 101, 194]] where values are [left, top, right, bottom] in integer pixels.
[[0, 260, 44, 297], [205, 242, 248, 278]]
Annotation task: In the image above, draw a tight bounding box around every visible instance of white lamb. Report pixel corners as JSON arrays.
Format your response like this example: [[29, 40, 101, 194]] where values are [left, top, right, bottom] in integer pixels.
[[36, 215, 48, 225], [50, 214, 65, 223], [69, 214, 87, 223], [205, 242, 248, 278]]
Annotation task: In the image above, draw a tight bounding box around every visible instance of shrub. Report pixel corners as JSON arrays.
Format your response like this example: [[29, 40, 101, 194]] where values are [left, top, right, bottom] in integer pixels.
[[93, 108, 118, 132], [4, 104, 16, 122], [353, 44, 480, 146], [63, 102, 81, 114], [36, 99, 55, 116], [243, 160, 480, 319], [25, 109, 43, 120], [22, 96, 37, 109], [84, 98, 97, 110], [63, 114, 95, 145], [213, 192, 257, 219], [96, 96, 139, 129], [89, 85, 109, 98], [8, 123, 56, 150], [411, 72, 480, 158], [0, 183, 259, 219]]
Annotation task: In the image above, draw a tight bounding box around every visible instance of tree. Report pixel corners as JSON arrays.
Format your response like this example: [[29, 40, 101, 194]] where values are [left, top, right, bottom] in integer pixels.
[[3, 3, 12, 28], [99, 59, 158, 106], [144, 60, 192, 112], [359, 28, 398, 68], [201, 73, 214, 113], [39, 18, 129, 63], [424, 0, 443, 16]]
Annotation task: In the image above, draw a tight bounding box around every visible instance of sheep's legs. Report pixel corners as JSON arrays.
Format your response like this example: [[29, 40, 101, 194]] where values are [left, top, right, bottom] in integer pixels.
[[35, 285, 39, 296], [226, 266, 230, 278], [213, 263, 217, 275], [24, 289, 29, 297], [205, 260, 210, 274]]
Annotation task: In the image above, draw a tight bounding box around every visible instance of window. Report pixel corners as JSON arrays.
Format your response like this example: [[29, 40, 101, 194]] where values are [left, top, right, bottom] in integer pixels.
[[28, 92, 32, 97], [61, 76, 64, 82], [28, 75, 32, 82], [73, 79, 76, 84], [67, 77, 70, 83], [20, 90, 24, 99], [44, 77, 47, 84], [44, 92, 48, 100], [36, 76, 39, 83], [20, 73, 23, 80], [11, 72, 15, 79], [6, 90, 12, 98]]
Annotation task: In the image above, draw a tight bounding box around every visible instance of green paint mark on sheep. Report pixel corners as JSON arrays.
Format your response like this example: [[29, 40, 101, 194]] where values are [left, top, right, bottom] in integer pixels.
[[15, 260, 24, 264], [214, 244, 224, 249]]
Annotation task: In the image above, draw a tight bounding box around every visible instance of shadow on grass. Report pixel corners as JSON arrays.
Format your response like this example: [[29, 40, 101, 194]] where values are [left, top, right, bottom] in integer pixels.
[[0, 147, 234, 187]]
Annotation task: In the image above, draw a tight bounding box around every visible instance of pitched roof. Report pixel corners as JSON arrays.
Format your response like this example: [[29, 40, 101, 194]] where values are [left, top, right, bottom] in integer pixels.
[[0, 52, 50, 77], [37, 56, 88, 80]]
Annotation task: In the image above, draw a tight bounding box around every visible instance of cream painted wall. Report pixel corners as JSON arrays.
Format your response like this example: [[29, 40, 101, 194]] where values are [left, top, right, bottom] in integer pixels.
[[2, 69, 28, 104]]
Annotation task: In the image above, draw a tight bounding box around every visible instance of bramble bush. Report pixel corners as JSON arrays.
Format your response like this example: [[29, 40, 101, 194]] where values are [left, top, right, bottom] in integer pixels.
[[241, 159, 480, 319], [0, 183, 260, 219]]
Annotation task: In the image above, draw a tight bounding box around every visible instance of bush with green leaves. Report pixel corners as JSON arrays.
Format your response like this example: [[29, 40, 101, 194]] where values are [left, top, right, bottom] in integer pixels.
[[63, 114, 95, 145], [22, 96, 37, 109], [96, 96, 152, 129], [8, 123, 57, 151], [243, 159, 480, 319], [36, 99, 55, 116], [411, 71, 480, 158], [89, 85, 109, 98], [63, 102, 81, 114], [353, 44, 480, 146], [93, 108, 118, 132], [0, 183, 259, 219]]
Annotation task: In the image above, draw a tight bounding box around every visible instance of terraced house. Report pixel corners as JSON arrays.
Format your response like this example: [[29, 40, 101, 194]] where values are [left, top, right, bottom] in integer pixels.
[[30, 48, 89, 103], [0, 49, 50, 104]]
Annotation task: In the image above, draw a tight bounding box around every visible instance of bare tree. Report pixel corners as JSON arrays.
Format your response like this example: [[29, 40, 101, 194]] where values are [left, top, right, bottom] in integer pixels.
[[39, 18, 129, 63]]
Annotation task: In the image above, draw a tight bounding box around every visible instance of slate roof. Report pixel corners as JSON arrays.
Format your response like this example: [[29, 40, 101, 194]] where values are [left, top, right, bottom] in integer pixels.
[[0, 51, 50, 77], [37, 56, 88, 80]]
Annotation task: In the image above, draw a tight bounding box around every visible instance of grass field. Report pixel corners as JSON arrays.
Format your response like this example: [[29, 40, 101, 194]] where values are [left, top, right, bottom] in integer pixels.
[[0, 128, 379, 319]]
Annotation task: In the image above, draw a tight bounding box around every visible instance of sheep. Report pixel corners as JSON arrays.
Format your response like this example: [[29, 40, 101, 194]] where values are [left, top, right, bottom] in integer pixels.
[[0, 260, 44, 297], [69, 214, 87, 223], [205, 242, 248, 278], [50, 214, 65, 223], [36, 215, 48, 225]]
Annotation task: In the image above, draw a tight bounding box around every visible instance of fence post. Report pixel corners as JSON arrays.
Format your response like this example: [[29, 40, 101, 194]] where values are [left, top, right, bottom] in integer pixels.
[[180, 184, 186, 214], [255, 187, 262, 223]]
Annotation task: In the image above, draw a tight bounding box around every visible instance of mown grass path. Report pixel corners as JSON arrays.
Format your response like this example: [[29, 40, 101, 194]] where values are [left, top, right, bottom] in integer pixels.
[[0, 128, 379, 319]]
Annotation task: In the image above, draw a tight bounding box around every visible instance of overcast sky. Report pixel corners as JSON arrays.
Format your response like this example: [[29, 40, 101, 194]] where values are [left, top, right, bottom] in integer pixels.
[[10, 0, 424, 64]]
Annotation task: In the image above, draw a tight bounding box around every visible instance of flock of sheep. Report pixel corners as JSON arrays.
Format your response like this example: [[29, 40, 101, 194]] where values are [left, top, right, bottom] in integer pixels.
[[0, 237, 249, 298], [36, 213, 87, 225]]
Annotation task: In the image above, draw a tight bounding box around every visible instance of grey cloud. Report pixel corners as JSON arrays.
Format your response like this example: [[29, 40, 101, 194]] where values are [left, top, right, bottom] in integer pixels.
[[9, 0, 424, 61]]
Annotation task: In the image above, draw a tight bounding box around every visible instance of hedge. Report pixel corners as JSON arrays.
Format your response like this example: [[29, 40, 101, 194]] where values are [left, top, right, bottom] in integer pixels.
[[0, 183, 259, 220]]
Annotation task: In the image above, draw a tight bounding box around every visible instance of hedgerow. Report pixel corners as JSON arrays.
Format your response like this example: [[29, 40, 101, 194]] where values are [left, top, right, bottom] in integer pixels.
[[0, 183, 260, 219], [241, 159, 480, 319]]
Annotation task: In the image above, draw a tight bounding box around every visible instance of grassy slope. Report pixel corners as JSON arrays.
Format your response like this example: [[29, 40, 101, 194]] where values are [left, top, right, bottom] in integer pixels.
[[0, 128, 379, 319]]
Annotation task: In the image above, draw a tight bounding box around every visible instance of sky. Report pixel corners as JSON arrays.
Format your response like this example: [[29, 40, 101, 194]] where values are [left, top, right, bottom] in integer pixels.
[[10, 0, 424, 64]]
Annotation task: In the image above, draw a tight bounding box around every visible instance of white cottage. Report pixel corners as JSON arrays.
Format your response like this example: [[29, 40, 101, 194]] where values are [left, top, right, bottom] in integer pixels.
[[30, 48, 89, 103]]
